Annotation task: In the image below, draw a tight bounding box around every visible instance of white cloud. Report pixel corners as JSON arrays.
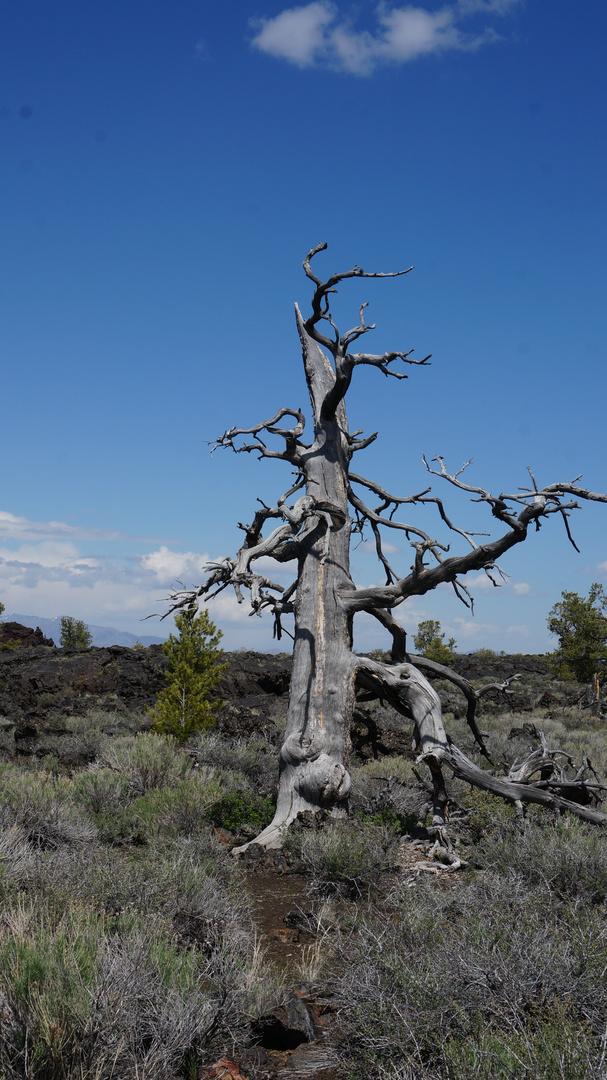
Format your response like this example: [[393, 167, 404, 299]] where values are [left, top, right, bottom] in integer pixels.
[[467, 571, 502, 592], [0, 540, 207, 622], [251, 1, 336, 65], [451, 615, 529, 641], [0, 541, 88, 568], [467, 572, 531, 597], [376, 6, 466, 63], [512, 582, 531, 596], [0, 510, 158, 542], [451, 616, 497, 639], [140, 546, 208, 585], [250, 0, 520, 74], [0, 526, 292, 645]]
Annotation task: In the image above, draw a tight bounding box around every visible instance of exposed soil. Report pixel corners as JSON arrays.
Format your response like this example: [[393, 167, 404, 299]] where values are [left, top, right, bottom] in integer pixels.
[[226, 866, 347, 1080], [245, 868, 315, 968]]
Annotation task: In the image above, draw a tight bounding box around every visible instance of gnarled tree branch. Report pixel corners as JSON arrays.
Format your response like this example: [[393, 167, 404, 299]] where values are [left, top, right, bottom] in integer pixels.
[[161, 493, 341, 622], [211, 408, 307, 464], [300, 242, 429, 422], [355, 657, 607, 828], [343, 471, 605, 613]]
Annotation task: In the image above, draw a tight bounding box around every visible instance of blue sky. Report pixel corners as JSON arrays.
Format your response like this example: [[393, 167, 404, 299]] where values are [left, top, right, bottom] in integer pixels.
[[1, 0, 606, 652]]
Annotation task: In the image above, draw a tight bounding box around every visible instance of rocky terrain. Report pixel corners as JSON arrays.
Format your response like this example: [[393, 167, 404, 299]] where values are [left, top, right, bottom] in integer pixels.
[[0, 635, 291, 734], [0, 622, 555, 730], [1, 622, 606, 1079], [0, 621, 585, 764]]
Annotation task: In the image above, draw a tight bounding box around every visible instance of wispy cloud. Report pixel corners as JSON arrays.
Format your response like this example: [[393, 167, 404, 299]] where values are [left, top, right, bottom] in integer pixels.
[[452, 615, 529, 640], [0, 544, 209, 599], [251, 0, 521, 75], [0, 510, 160, 543], [511, 581, 531, 596], [0, 531, 267, 640], [467, 572, 531, 596], [0, 500, 299, 645]]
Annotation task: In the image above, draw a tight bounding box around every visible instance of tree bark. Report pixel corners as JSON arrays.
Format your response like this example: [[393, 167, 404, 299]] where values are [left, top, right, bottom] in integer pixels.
[[235, 312, 357, 849], [356, 656, 607, 828]]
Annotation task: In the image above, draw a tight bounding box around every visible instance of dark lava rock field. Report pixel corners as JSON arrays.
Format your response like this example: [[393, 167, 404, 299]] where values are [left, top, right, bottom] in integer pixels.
[[0, 621, 579, 757]]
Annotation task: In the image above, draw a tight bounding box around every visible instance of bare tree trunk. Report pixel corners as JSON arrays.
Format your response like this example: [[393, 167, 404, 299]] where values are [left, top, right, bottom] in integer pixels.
[[238, 315, 357, 849]]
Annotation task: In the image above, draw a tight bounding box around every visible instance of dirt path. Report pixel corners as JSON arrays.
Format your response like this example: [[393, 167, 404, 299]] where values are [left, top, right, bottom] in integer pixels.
[[222, 868, 345, 1080], [244, 868, 315, 968]]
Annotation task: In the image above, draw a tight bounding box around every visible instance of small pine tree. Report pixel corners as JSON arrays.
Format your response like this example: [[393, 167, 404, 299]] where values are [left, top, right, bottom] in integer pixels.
[[0, 600, 4, 623], [413, 619, 457, 666], [547, 583, 607, 683], [60, 616, 93, 648], [149, 606, 226, 742]]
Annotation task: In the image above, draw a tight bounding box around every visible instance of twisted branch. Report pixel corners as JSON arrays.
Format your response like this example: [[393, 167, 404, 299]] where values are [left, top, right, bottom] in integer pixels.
[[344, 459, 606, 613], [211, 408, 307, 464], [300, 243, 430, 421], [355, 657, 607, 828], [159, 493, 343, 624]]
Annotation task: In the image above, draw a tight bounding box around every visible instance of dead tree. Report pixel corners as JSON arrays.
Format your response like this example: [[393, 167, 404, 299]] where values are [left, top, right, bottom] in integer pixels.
[[167, 243, 607, 847]]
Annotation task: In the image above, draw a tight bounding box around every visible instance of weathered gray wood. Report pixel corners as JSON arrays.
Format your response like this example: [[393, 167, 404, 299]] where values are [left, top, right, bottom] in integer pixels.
[[355, 657, 607, 828], [163, 245, 607, 847], [236, 313, 357, 848]]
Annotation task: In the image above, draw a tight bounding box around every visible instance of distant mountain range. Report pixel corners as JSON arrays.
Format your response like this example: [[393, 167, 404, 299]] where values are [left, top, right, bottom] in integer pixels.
[[2, 614, 166, 648]]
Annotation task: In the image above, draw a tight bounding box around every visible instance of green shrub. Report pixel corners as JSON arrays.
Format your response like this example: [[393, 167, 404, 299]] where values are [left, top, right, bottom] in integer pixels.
[[0, 900, 214, 1079], [0, 825, 33, 889], [72, 768, 131, 815], [350, 757, 424, 831], [39, 730, 104, 767], [444, 1007, 600, 1080], [457, 785, 517, 844], [25, 836, 240, 923], [96, 732, 192, 794], [64, 707, 144, 735], [0, 639, 20, 652], [481, 816, 607, 902], [547, 583, 607, 683], [335, 873, 607, 1078], [131, 772, 224, 838], [0, 769, 97, 849], [90, 807, 144, 845], [285, 819, 399, 898], [59, 616, 93, 648], [413, 619, 457, 666], [361, 807, 418, 833], [208, 788, 275, 833], [190, 733, 278, 796]]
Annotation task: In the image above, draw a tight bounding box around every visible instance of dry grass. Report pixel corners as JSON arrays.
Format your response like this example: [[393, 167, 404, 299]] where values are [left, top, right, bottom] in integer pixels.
[[1, 692, 606, 1078], [0, 722, 277, 1078]]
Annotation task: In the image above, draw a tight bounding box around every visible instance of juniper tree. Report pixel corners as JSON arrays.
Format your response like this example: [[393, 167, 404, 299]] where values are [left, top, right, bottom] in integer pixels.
[[166, 243, 607, 847], [60, 616, 92, 648], [150, 607, 225, 742], [548, 584, 607, 684], [413, 619, 457, 667]]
